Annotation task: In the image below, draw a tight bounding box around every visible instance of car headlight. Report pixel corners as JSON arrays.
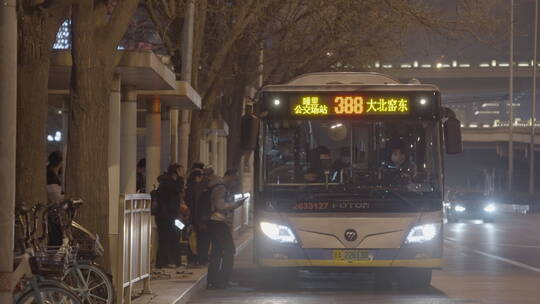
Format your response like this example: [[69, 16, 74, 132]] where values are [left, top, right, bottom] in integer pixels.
[[454, 205, 466, 212], [484, 203, 496, 213], [405, 223, 439, 244], [260, 222, 297, 244]]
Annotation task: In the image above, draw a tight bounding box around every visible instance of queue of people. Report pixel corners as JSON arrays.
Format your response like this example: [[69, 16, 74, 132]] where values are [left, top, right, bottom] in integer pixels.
[[152, 161, 245, 289], [44, 150, 245, 289]]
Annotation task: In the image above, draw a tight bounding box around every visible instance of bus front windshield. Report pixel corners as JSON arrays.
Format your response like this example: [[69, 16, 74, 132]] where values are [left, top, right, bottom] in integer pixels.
[[263, 119, 442, 193]]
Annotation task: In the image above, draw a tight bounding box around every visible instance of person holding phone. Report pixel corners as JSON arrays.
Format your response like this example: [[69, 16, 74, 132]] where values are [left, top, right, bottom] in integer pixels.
[[155, 163, 184, 269], [207, 169, 246, 289]]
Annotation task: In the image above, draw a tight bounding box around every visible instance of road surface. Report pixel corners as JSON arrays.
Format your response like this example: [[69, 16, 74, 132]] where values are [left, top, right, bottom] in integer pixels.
[[189, 214, 540, 304]]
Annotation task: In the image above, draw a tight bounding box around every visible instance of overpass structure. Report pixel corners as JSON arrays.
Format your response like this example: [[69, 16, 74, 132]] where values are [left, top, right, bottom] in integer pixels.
[[367, 61, 539, 79], [462, 126, 540, 151]]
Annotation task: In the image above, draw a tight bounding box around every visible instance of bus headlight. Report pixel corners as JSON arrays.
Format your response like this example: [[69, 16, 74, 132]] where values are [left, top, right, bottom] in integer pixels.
[[454, 205, 466, 212], [484, 204, 496, 213], [260, 222, 297, 244], [405, 223, 438, 244]]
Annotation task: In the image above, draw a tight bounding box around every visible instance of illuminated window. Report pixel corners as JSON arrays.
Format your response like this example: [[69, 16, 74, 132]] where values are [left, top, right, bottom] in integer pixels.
[[53, 20, 71, 49]]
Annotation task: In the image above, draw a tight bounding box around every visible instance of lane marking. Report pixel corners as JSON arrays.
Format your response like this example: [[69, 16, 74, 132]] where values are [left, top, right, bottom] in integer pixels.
[[470, 249, 540, 274], [445, 237, 540, 274], [445, 237, 540, 248], [486, 243, 540, 249]]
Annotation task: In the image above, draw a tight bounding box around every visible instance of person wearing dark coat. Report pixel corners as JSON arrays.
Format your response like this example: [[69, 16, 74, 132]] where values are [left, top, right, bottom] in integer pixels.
[[155, 163, 184, 268], [185, 170, 205, 265]]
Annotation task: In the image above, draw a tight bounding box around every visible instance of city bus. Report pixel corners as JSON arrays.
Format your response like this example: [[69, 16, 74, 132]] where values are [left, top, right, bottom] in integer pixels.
[[243, 72, 462, 289]]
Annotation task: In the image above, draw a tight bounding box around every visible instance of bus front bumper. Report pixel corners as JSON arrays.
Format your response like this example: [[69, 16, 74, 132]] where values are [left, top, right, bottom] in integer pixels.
[[258, 246, 442, 269]]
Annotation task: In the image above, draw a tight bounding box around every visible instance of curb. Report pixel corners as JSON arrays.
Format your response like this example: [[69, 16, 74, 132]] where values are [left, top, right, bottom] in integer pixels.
[[171, 235, 253, 304]]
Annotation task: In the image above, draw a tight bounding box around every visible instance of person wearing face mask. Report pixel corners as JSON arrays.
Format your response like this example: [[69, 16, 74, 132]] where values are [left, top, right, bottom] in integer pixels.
[[388, 142, 417, 184]]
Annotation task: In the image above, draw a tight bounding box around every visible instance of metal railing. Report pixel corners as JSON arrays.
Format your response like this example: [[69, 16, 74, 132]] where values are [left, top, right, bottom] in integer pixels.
[[116, 194, 152, 304]]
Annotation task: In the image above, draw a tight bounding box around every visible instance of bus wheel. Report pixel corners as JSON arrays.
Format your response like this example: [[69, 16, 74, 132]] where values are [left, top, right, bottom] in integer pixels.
[[397, 269, 432, 291]]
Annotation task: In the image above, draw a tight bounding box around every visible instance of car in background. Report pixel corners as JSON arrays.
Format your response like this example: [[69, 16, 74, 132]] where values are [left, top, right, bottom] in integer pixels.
[[445, 192, 497, 223]]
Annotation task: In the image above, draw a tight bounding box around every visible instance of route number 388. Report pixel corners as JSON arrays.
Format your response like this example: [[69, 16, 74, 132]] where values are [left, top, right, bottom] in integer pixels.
[[334, 96, 364, 114]]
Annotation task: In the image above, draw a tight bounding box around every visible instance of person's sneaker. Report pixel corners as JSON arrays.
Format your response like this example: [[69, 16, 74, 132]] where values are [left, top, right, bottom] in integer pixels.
[[226, 281, 240, 287]]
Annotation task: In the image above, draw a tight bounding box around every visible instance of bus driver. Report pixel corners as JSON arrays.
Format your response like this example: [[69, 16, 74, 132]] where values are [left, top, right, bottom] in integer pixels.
[[387, 141, 417, 184]]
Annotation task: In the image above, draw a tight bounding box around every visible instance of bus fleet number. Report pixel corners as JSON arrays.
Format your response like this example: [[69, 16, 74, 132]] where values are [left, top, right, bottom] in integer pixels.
[[293, 202, 329, 210]]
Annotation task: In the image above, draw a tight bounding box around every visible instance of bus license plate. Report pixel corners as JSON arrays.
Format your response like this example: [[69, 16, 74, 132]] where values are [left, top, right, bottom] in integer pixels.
[[332, 250, 370, 261]]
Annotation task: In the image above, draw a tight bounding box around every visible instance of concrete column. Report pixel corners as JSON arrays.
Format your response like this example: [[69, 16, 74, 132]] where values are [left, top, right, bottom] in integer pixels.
[[146, 97, 161, 192], [161, 107, 170, 171], [219, 136, 227, 174], [223, 136, 228, 171], [170, 109, 179, 163], [217, 137, 223, 175], [211, 131, 219, 173], [120, 85, 137, 194], [107, 74, 121, 273], [0, 0, 17, 300], [199, 137, 208, 165], [178, 110, 190, 168]]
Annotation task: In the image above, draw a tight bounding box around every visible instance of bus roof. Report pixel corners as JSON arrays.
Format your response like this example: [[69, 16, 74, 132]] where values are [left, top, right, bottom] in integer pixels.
[[288, 72, 400, 85], [262, 72, 439, 93]]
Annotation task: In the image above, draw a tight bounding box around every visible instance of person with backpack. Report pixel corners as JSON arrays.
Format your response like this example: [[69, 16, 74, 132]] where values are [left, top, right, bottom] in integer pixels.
[[204, 169, 246, 289], [155, 163, 185, 269]]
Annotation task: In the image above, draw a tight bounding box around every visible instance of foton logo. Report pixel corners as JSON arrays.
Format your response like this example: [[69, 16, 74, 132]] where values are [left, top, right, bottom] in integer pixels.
[[344, 229, 358, 242]]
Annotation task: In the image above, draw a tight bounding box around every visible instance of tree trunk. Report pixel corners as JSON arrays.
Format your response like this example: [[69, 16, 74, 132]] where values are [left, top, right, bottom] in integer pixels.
[[188, 111, 205, 166], [225, 95, 244, 169], [17, 55, 51, 205], [16, 7, 69, 205], [188, 87, 220, 166], [66, 67, 113, 236], [66, 5, 115, 238], [65, 0, 138, 271]]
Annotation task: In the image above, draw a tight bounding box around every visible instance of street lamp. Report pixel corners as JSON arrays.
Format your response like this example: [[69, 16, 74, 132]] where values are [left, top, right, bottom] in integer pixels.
[[530, 0, 538, 194], [509, 0, 515, 192]]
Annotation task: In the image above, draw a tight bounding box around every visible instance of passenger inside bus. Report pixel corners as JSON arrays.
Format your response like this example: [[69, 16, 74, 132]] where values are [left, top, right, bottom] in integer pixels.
[[303, 145, 331, 182], [385, 140, 418, 184]]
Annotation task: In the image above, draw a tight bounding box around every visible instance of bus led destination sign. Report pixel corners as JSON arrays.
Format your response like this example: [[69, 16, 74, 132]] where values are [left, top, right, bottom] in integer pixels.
[[292, 95, 409, 116]]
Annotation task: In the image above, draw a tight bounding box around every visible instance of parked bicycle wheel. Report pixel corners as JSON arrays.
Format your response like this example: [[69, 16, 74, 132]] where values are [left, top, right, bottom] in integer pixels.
[[62, 262, 114, 304], [15, 281, 83, 304]]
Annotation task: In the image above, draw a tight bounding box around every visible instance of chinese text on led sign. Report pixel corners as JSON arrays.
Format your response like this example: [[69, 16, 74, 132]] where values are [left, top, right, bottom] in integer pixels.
[[292, 96, 409, 115], [364, 97, 409, 113], [293, 96, 329, 115]]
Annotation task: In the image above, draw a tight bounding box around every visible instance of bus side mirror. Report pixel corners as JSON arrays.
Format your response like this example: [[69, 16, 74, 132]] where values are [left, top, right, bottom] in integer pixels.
[[240, 113, 260, 151], [444, 117, 462, 154]]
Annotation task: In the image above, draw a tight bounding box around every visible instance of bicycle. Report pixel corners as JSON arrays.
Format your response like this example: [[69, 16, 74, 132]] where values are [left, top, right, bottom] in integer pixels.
[[13, 202, 82, 304], [46, 200, 114, 304]]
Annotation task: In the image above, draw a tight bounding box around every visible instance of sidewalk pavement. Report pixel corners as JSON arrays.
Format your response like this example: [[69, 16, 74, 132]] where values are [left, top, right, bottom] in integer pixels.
[[131, 229, 253, 304]]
